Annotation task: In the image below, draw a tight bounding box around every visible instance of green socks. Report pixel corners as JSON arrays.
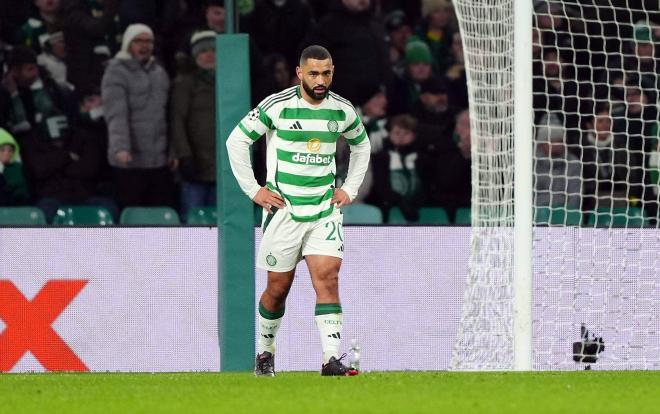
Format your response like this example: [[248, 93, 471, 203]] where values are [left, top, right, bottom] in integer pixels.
[[258, 301, 284, 354]]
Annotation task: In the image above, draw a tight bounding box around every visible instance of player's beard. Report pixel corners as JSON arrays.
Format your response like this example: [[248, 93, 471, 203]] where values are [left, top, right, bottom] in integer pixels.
[[302, 81, 330, 102]]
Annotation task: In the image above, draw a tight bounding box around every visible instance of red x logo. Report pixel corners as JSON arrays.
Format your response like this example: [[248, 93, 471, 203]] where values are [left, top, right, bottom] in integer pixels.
[[0, 280, 89, 372]]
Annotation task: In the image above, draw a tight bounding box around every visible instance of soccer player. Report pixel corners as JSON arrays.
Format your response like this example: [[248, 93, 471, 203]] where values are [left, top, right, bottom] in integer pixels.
[[226, 45, 370, 376]]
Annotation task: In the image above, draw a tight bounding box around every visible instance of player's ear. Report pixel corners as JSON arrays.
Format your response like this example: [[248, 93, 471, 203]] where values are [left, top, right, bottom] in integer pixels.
[[295, 66, 303, 81]]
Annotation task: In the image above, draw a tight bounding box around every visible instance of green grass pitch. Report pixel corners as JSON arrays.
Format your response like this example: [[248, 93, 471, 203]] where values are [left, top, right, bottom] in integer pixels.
[[1, 371, 659, 413]]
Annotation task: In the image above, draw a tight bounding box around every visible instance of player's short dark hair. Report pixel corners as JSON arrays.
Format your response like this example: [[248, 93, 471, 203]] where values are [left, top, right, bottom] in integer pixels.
[[299, 45, 332, 66]]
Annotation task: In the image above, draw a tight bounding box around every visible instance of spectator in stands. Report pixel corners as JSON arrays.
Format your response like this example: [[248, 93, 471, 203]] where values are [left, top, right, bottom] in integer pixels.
[[170, 31, 216, 217], [416, 0, 456, 73], [411, 76, 455, 154], [118, 0, 181, 76], [423, 108, 471, 220], [534, 112, 582, 209], [443, 31, 468, 110], [20, 91, 116, 223], [262, 53, 294, 94], [1, 46, 76, 141], [19, 0, 61, 55], [36, 31, 67, 86], [371, 114, 428, 221], [76, 88, 112, 196], [243, 0, 314, 71], [389, 37, 434, 115], [102, 23, 175, 209], [302, 0, 390, 106], [177, 0, 267, 104], [0, 128, 29, 205], [535, 48, 580, 130], [60, 0, 119, 95], [383, 9, 413, 78], [611, 81, 656, 209], [627, 21, 659, 103], [422, 78, 453, 116], [356, 86, 388, 154], [579, 105, 629, 212], [204, 0, 225, 33], [335, 85, 388, 204]]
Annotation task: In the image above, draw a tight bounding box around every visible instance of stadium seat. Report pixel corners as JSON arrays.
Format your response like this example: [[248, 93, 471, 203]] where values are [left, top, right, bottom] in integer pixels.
[[387, 207, 409, 224], [186, 207, 217, 225], [0, 206, 47, 225], [418, 207, 450, 225], [53, 206, 115, 226], [586, 207, 647, 228], [120, 207, 181, 225], [341, 204, 382, 224], [535, 206, 583, 226], [454, 207, 472, 225], [387, 207, 450, 225]]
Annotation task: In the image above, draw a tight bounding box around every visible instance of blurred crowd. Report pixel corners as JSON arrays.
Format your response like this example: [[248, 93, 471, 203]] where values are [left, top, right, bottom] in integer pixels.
[[532, 1, 660, 223], [0, 0, 658, 224]]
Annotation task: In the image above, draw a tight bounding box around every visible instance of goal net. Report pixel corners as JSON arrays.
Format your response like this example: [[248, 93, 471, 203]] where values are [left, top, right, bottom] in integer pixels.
[[451, 0, 660, 370]]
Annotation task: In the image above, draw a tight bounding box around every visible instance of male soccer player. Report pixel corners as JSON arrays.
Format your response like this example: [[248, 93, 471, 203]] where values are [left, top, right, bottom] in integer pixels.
[[226, 45, 370, 376]]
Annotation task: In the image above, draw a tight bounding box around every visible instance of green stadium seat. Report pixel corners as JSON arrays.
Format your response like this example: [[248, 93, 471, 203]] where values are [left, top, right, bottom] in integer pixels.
[[418, 207, 450, 225], [119, 207, 180, 225], [586, 207, 647, 228], [53, 206, 115, 226], [186, 207, 217, 225], [387, 207, 408, 224], [341, 204, 382, 224], [387, 207, 449, 224], [0, 207, 47, 225], [454, 207, 472, 225], [534, 206, 583, 226]]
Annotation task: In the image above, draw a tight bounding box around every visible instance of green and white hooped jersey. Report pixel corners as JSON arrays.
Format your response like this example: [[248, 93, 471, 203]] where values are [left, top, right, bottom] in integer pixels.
[[235, 86, 369, 222]]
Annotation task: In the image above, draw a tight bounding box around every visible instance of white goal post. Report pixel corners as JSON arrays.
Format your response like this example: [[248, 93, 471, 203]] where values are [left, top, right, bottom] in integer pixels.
[[451, 0, 660, 371]]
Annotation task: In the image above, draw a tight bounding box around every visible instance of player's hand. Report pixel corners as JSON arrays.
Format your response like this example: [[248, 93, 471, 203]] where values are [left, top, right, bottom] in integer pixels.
[[331, 188, 352, 208], [253, 186, 285, 214]]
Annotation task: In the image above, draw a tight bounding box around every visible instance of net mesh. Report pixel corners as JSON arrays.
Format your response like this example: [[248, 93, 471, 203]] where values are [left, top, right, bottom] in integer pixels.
[[452, 0, 660, 370], [450, 0, 516, 370]]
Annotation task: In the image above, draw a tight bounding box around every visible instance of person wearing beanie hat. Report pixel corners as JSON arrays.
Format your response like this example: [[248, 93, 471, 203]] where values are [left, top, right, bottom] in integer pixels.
[[388, 37, 434, 115], [405, 38, 433, 65], [37, 31, 68, 85], [190, 30, 216, 70], [384, 9, 413, 77], [0, 128, 29, 205], [418, 0, 456, 72], [169, 29, 217, 216], [534, 112, 582, 209], [101, 22, 175, 209], [116, 23, 154, 62]]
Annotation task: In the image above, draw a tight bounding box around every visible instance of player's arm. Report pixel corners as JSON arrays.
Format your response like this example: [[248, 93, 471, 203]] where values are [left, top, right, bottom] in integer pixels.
[[334, 111, 371, 207], [226, 107, 285, 212]]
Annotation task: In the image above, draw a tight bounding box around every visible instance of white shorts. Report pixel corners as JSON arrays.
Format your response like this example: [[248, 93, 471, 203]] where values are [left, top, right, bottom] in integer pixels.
[[257, 206, 344, 272]]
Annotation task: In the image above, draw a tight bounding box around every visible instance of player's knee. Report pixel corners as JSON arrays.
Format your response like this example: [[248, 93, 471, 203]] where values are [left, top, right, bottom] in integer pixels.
[[319, 271, 339, 293], [266, 282, 291, 302]]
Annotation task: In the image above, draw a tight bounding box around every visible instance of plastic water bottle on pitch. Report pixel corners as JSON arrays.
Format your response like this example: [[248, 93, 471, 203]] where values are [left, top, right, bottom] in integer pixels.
[[348, 339, 361, 371]]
